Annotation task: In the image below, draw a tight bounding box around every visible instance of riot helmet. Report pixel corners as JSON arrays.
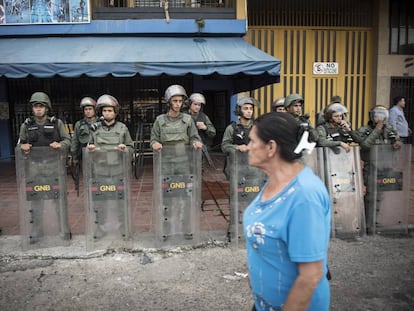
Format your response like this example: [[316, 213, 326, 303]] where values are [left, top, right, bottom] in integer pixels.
[[284, 93, 304, 109], [80, 97, 97, 110], [324, 103, 348, 122], [369, 105, 389, 123], [234, 96, 258, 116], [96, 94, 119, 114], [271, 97, 285, 112], [164, 85, 188, 104], [29, 92, 52, 111], [189, 93, 206, 105], [331, 95, 342, 104]]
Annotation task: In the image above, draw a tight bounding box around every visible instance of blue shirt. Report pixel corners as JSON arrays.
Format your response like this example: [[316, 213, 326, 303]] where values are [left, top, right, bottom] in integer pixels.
[[389, 105, 409, 137], [243, 166, 331, 311]]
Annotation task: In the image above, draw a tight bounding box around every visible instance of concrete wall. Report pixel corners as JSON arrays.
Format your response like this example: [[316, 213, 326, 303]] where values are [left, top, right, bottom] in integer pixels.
[[376, 0, 414, 108]]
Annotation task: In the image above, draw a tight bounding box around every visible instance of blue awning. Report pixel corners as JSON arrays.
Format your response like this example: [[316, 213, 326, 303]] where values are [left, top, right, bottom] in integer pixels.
[[0, 36, 280, 92]]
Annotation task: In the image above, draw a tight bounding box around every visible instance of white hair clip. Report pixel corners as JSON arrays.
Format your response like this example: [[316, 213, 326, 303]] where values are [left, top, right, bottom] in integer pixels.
[[294, 131, 316, 154]]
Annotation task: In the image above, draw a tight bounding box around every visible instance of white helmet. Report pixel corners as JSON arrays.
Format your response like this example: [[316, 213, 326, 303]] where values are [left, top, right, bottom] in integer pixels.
[[189, 93, 206, 105], [164, 85, 187, 103]]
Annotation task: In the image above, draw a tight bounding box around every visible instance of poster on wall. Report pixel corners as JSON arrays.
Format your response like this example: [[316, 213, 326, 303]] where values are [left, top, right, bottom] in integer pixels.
[[0, 0, 90, 25]]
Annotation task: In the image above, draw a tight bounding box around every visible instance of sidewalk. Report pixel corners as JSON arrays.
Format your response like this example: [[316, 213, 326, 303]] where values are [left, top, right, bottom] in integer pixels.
[[0, 153, 231, 241]]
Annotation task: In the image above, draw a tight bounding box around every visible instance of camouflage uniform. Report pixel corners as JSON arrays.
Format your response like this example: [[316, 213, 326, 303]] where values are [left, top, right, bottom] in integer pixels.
[[88, 119, 133, 238], [150, 113, 201, 175], [71, 117, 96, 162], [18, 94, 71, 242], [357, 107, 401, 234]]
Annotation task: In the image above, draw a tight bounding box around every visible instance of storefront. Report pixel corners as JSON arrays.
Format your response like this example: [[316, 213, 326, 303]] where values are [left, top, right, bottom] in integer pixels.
[[0, 36, 281, 159]]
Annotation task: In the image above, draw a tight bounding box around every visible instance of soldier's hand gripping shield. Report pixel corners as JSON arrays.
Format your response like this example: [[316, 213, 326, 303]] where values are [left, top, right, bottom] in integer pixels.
[[322, 146, 365, 240], [15, 146, 71, 250], [153, 144, 202, 247], [366, 144, 411, 235], [228, 149, 267, 246], [83, 147, 132, 251]]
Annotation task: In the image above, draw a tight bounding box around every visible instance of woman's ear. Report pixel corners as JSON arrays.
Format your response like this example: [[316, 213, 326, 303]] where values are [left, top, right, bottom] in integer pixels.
[[267, 140, 277, 157]]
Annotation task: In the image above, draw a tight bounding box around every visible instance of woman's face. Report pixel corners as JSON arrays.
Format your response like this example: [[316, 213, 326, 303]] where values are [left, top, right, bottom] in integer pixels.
[[248, 126, 269, 168]]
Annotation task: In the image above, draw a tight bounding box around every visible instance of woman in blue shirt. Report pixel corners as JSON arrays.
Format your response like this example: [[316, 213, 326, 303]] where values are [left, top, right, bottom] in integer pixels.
[[243, 112, 331, 311]]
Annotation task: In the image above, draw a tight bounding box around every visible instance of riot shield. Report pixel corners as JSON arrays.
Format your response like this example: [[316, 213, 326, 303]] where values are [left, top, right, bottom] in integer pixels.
[[153, 145, 201, 247], [15, 146, 71, 250], [323, 146, 365, 240], [228, 150, 267, 246], [302, 147, 325, 183], [367, 144, 411, 235], [83, 148, 132, 251]]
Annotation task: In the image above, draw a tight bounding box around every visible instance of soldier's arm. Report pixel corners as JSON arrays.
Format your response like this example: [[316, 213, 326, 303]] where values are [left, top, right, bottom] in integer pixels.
[[57, 120, 71, 150], [221, 124, 237, 153], [17, 123, 28, 145], [204, 115, 216, 138], [315, 125, 340, 147], [123, 125, 134, 153], [348, 129, 363, 144], [150, 118, 161, 148], [188, 119, 202, 145], [357, 126, 381, 150]]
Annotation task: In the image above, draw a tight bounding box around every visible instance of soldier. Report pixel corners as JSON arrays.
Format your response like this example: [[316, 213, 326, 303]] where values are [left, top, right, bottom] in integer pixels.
[[271, 97, 286, 112], [316, 103, 362, 153], [86, 94, 133, 239], [358, 105, 402, 176], [86, 94, 133, 153], [17, 91, 71, 243], [150, 84, 203, 174], [186, 93, 216, 145], [316, 95, 342, 126], [284, 93, 318, 143], [70, 97, 97, 167], [185, 92, 216, 167], [221, 96, 257, 179], [70, 97, 97, 194], [357, 105, 402, 234], [150, 85, 203, 241]]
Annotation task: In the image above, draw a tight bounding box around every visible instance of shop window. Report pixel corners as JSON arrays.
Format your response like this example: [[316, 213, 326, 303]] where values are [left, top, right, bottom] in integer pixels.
[[389, 0, 414, 54]]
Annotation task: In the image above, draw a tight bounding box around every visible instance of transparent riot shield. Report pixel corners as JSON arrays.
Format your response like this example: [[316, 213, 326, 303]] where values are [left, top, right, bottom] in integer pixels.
[[228, 150, 267, 246], [153, 145, 201, 247], [83, 148, 132, 251], [367, 144, 411, 235], [323, 146, 365, 240], [302, 147, 325, 183], [15, 146, 71, 250]]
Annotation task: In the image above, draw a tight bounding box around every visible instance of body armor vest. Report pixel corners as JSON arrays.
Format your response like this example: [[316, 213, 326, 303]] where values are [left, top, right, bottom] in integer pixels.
[[159, 114, 193, 144], [25, 117, 60, 146], [232, 122, 251, 146], [324, 124, 353, 143]]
